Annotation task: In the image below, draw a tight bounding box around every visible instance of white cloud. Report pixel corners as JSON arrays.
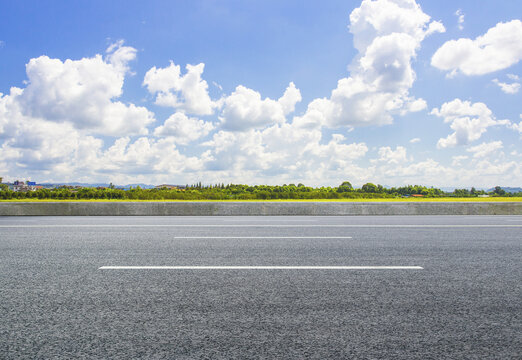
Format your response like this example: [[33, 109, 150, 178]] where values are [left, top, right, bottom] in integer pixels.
[[409, 137, 420, 143], [277, 82, 302, 115], [100, 137, 206, 176], [432, 20, 522, 76], [0, 119, 83, 170], [0, 131, 211, 184], [106, 40, 138, 73], [153, 112, 214, 145], [508, 120, 522, 135], [0, 42, 204, 182], [203, 124, 314, 174], [295, 0, 443, 128], [471, 159, 518, 178], [507, 74, 520, 81], [455, 9, 464, 30], [401, 98, 427, 115], [143, 61, 216, 115], [219, 83, 301, 131], [451, 155, 468, 166], [431, 99, 509, 148], [200, 119, 369, 185], [308, 135, 368, 162], [212, 81, 223, 91], [0, 93, 107, 178], [466, 141, 503, 158], [4, 42, 154, 136], [383, 157, 520, 187], [379, 158, 451, 182], [492, 78, 520, 94], [372, 146, 409, 164]]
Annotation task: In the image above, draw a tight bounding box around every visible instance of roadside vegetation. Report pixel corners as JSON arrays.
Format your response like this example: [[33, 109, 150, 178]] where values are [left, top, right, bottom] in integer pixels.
[[0, 182, 520, 201]]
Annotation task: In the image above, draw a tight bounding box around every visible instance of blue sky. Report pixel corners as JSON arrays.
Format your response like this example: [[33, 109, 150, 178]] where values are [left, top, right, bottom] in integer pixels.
[[1, 0, 521, 187]]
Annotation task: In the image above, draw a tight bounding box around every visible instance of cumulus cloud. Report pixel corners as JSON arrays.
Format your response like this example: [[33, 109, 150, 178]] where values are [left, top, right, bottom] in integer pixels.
[[466, 141, 503, 158], [409, 137, 420, 143], [219, 83, 301, 131], [100, 137, 207, 176], [381, 158, 447, 178], [431, 99, 509, 148], [0, 133, 210, 184], [471, 159, 518, 178], [200, 117, 369, 185], [372, 146, 409, 164], [8, 42, 154, 136], [143, 61, 216, 115], [277, 82, 302, 115], [0, 43, 214, 181], [492, 78, 520, 94], [0, 118, 84, 171], [294, 0, 442, 129], [432, 20, 522, 76], [0, 41, 163, 181], [153, 112, 214, 145], [0, 92, 106, 178], [307, 135, 368, 163], [359, 155, 520, 188], [1, 84, 99, 177], [400, 98, 427, 115], [391, 158, 519, 186]]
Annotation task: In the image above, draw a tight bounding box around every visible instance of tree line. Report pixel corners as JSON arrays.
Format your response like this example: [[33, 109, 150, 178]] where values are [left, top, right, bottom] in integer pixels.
[[0, 182, 519, 200]]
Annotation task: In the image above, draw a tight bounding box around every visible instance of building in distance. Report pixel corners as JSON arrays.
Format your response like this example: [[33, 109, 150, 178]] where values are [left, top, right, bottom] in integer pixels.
[[12, 180, 42, 192]]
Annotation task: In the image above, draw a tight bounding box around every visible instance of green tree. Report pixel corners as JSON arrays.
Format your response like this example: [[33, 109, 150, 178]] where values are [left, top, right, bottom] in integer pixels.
[[493, 186, 506, 196], [340, 181, 352, 189], [337, 181, 353, 193], [453, 188, 470, 197], [361, 183, 378, 193]]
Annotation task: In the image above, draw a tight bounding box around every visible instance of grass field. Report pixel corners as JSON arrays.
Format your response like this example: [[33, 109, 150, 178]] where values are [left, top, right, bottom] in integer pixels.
[[1, 198, 521, 203]]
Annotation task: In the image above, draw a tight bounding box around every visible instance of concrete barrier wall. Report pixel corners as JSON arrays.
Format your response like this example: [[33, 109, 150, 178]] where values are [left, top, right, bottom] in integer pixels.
[[0, 201, 521, 216]]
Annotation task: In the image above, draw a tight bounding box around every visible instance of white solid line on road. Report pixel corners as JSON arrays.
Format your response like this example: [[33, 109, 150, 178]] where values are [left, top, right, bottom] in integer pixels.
[[1, 224, 521, 228], [169, 236, 353, 239], [99, 265, 424, 270], [225, 219, 319, 222]]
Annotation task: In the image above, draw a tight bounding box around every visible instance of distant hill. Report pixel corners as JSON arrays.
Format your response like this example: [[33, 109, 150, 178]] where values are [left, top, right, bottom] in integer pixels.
[[487, 187, 522, 193], [39, 182, 109, 187]]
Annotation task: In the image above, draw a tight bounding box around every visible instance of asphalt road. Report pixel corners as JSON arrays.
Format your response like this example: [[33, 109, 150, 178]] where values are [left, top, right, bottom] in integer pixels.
[[1, 216, 521, 359]]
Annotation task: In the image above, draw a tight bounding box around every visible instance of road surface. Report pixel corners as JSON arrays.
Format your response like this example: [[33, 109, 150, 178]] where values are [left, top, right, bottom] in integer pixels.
[[1, 216, 521, 359]]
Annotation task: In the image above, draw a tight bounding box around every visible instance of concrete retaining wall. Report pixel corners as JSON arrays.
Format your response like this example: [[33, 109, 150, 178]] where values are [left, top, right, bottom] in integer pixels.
[[0, 201, 521, 216]]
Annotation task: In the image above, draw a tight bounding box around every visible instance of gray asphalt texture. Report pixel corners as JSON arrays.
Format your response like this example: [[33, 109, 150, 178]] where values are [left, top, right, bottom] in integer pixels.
[[1, 215, 521, 359]]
